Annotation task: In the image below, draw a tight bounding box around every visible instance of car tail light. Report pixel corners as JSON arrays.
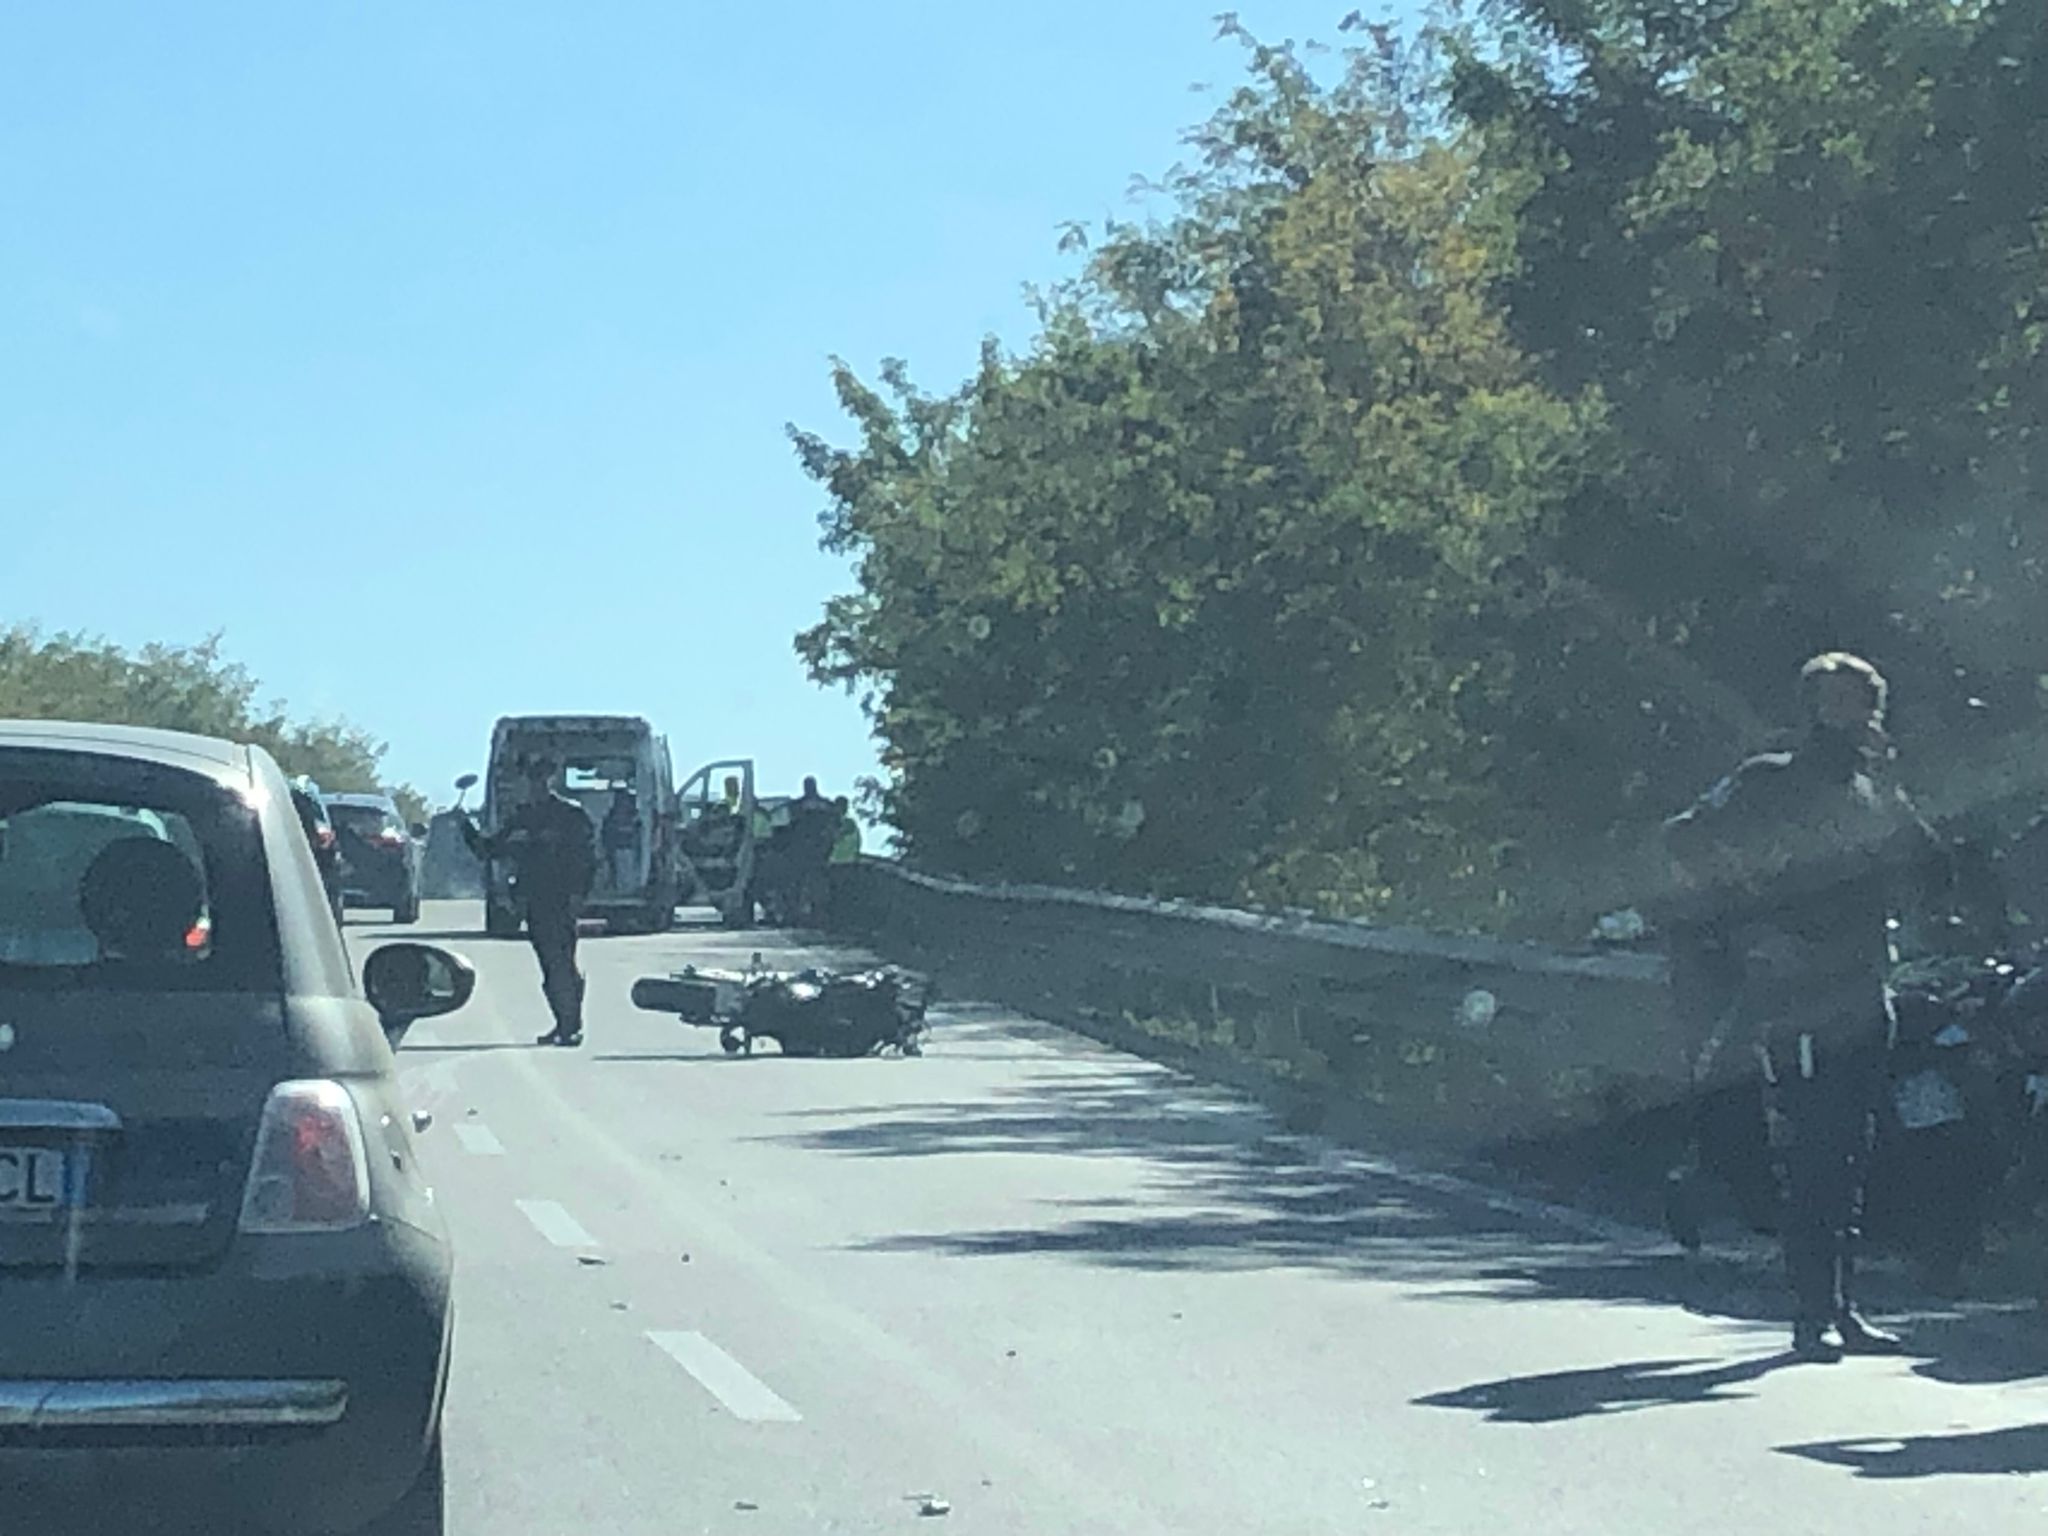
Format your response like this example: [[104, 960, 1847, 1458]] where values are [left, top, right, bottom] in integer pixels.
[[238, 1081, 372, 1234], [315, 826, 337, 850], [372, 828, 406, 848]]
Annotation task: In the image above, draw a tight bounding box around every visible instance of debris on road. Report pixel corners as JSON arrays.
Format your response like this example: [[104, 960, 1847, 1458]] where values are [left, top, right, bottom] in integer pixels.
[[734, 1499, 760, 1512], [577, 1254, 609, 1267]]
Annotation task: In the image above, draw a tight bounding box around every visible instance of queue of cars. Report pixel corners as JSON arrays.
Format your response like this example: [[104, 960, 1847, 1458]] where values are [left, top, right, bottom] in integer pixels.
[[1, 720, 471, 1534], [289, 778, 425, 926]]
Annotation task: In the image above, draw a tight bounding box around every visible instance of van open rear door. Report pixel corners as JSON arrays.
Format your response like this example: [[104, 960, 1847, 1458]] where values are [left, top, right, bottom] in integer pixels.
[[674, 760, 756, 927]]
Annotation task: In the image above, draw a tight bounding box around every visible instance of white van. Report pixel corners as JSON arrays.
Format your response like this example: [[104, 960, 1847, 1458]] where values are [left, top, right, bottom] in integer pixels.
[[479, 715, 678, 936]]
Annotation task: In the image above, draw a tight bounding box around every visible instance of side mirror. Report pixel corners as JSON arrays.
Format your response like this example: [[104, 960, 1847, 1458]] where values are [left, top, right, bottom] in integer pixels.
[[363, 942, 476, 1033]]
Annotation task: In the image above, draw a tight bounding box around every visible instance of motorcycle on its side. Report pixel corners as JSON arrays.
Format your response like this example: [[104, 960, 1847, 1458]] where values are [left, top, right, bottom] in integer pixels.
[[632, 959, 934, 1059]]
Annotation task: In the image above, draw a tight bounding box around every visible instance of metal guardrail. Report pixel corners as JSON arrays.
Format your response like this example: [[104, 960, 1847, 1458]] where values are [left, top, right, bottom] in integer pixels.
[[837, 858, 1686, 1152]]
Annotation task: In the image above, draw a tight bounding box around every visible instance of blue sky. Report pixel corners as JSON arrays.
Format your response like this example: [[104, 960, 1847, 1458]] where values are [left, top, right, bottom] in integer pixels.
[[0, 2, 1357, 822]]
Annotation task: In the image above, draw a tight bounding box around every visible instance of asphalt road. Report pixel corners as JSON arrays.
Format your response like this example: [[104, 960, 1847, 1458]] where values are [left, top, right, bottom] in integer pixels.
[[357, 900, 2048, 1534]]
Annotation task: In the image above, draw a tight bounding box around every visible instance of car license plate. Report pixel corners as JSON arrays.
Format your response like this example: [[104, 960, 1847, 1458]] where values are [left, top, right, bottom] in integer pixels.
[[0, 1145, 86, 1213]]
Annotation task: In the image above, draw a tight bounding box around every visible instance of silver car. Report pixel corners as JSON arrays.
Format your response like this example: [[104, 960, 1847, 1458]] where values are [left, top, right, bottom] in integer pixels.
[[0, 721, 472, 1534]]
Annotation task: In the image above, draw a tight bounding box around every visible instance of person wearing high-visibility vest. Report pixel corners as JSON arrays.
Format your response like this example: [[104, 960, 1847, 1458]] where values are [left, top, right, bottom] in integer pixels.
[[827, 798, 861, 922]]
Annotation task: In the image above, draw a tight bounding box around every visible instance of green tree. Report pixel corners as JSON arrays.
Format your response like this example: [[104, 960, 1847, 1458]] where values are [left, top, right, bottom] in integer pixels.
[[795, 24, 1598, 924], [1454, 0, 2048, 779], [0, 626, 422, 819]]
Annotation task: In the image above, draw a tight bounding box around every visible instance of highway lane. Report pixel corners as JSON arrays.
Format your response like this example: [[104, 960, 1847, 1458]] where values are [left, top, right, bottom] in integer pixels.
[[361, 900, 2048, 1534]]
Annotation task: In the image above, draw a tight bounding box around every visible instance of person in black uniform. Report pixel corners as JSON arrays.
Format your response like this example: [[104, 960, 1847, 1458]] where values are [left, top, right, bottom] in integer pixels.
[[1661, 652, 1947, 1362], [461, 757, 598, 1047]]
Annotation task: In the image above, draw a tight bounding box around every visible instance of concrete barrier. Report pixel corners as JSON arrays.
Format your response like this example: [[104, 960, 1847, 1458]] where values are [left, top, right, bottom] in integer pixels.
[[832, 858, 1688, 1158]]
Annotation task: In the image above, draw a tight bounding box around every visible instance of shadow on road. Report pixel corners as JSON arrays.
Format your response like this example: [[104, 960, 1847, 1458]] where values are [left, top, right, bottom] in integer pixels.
[[765, 1013, 2043, 1382], [1416, 1352, 1806, 1424], [1778, 1423, 2048, 1479]]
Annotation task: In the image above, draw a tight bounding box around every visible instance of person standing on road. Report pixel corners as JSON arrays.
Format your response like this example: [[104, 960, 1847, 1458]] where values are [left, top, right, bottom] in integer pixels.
[[460, 757, 598, 1047], [827, 796, 861, 922], [603, 781, 641, 894], [1660, 652, 1947, 1362]]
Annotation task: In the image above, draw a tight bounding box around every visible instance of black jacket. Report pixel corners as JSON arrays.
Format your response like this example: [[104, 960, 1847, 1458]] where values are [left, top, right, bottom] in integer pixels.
[[463, 791, 597, 910], [1660, 743, 1946, 1054]]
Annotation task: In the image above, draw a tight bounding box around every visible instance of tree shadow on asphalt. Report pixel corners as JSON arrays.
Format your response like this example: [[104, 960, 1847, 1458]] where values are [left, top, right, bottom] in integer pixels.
[[763, 1016, 2043, 1381], [1415, 1352, 1806, 1424], [1777, 1423, 2048, 1479]]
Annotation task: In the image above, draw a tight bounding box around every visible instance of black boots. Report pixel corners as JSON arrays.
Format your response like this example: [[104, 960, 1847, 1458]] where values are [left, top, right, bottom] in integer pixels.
[[1834, 1311, 1905, 1356], [1791, 1313, 1905, 1363], [1792, 1321, 1843, 1364]]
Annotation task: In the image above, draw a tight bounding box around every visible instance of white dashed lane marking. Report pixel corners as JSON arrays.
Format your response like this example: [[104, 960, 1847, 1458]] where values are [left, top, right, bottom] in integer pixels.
[[515, 1199, 599, 1249], [453, 1123, 505, 1156], [647, 1331, 803, 1423]]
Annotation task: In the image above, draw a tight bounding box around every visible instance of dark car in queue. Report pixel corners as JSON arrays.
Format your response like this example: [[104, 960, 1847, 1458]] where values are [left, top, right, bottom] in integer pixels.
[[290, 775, 346, 926], [0, 720, 474, 1535], [327, 792, 425, 926]]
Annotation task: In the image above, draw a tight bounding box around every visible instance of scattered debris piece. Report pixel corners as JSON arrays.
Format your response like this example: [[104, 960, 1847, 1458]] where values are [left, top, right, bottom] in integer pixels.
[[919, 1497, 951, 1518], [734, 1499, 759, 1512], [576, 1254, 608, 1267]]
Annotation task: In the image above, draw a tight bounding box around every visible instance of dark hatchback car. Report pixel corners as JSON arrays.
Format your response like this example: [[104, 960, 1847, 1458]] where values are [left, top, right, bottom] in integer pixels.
[[0, 721, 473, 1534], [327, 793, 424, 925]]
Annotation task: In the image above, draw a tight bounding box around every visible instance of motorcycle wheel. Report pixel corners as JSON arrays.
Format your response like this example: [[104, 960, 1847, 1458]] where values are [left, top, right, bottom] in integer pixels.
[[719, 1026, 750, 1057]]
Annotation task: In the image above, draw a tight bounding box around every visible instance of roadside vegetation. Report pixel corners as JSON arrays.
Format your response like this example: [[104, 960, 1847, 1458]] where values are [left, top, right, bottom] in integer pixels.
[[794, 1, 2048, 937], [0, 626, 425, 822]]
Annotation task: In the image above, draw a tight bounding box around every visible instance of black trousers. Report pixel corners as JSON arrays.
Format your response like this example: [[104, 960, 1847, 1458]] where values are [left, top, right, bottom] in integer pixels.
[[527, 901, 585, 1037], [1763, 1034, 1885, 1325]]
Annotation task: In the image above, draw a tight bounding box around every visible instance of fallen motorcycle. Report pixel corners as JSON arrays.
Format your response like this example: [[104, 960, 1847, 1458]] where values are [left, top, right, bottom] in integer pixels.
[[1664, 946, 2048, 1272], [631, 960, 933, 1058]]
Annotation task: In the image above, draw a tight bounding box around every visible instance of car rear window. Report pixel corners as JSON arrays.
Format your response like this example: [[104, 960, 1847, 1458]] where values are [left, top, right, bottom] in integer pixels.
[[330, 802, 399, 836], [0, 749, 278, 991]]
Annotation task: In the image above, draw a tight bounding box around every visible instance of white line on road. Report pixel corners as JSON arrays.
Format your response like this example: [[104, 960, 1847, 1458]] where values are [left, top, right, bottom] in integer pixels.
[[515, 1199, 599, 1249], [647, 1331, 802, 1423], [453, 1123, 505, 1156]]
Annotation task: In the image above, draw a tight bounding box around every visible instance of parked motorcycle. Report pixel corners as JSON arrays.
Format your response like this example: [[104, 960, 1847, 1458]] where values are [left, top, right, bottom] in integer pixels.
[[631, 959, 933, 1058], [1666, 947, 2048, 1278], [1865, 953, 2034, 1285]]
